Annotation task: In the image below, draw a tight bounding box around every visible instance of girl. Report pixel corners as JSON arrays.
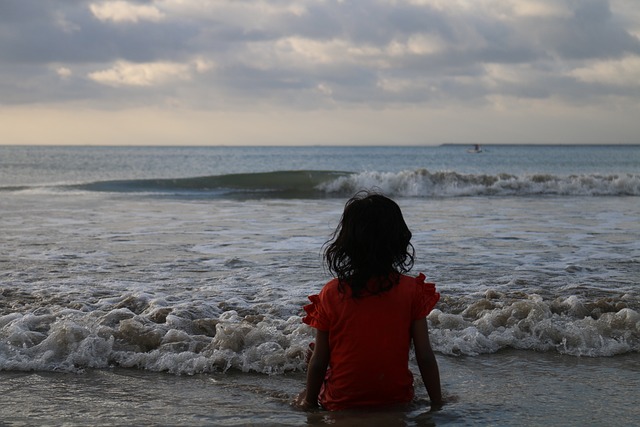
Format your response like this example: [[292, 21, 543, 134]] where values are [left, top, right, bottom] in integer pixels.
[[296, 192, 443, 411]]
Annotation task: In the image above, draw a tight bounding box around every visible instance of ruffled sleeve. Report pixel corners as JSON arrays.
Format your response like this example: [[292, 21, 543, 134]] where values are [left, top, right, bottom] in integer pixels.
[[412, 273, 440, 320], [303, 293, 330, 331]]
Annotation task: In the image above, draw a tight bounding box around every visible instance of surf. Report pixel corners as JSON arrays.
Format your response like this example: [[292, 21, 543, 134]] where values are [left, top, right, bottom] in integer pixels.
[[69, 170, 351, 198], [320, 169, 640, 197], [19, 169, 638, 198]]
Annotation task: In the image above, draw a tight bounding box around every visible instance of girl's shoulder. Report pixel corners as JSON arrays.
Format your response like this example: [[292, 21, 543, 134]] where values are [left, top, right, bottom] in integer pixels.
[[325, 277, 341, 287], [316, 278, 345, 299], [403, 273, 440, 317], [321, 278, 341, 292], [397, 273, 438, 297]]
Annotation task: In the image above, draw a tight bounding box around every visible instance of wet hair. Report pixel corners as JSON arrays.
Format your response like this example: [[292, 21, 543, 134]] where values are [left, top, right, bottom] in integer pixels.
[[324, 191, 415, 298]]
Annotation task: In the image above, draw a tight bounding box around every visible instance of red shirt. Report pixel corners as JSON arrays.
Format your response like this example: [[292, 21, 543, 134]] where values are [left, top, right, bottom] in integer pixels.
[[303, 273, 439, 411]]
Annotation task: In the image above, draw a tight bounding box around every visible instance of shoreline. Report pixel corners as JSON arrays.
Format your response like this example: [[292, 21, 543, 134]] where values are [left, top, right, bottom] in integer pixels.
[[1, 350, 637, 426]]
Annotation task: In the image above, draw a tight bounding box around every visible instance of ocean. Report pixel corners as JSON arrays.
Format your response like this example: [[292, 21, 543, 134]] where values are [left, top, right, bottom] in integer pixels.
[[1, 144, 638, 426]]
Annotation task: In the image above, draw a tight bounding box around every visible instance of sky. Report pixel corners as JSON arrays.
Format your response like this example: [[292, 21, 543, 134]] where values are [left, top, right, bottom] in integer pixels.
[[1, 0, 640, 146]]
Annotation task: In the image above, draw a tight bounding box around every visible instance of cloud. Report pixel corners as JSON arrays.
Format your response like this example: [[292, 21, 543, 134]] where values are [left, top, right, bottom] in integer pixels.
[[56, 67, 73, 79], [54, 11, 82, 33], [570, 56, 640, 87], [1, 0, 639, 144], [509, 1, 571, 18], [89, 1, 165, 23], [87, 59, 212, 87]]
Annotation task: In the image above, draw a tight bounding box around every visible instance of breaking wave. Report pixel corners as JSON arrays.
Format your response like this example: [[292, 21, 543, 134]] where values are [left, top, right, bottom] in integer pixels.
[[1, 290, 638, 374], [319, 169, 640, 197], [4, 169, 639, 198]]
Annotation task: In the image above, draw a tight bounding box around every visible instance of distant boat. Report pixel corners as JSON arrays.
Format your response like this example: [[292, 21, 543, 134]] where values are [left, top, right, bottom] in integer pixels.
[[467, 144, 483, 153]]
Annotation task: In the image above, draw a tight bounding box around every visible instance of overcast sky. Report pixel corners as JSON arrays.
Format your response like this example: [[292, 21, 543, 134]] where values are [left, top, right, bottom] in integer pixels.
[[1, 0, 639, 145]]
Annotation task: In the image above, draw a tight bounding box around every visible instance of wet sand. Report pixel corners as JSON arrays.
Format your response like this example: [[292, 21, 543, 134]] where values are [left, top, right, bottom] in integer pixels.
[[1, 350, 638, 426]]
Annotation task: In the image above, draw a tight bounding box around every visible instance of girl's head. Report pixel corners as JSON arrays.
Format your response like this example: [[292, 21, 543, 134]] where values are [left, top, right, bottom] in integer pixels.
[[324, 191, 415, 297]]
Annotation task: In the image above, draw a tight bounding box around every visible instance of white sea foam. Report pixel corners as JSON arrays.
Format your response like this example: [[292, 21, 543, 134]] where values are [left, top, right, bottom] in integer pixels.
[[1, 289, 639, 374], [319, 170, 640, 197], [428, 298, 640, 357]]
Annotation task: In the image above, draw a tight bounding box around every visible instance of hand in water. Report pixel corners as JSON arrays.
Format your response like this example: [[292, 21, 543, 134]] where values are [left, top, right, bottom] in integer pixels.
[[293, 390, 319, 411], [431, 394, 459, 411]]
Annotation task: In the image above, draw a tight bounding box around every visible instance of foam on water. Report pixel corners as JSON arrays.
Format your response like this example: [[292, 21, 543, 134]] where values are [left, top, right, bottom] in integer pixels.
[[320, 170, 640, 197], [0, 297, 312, 374], [429, 295, 640, 357], [1, 285, 638, 374]]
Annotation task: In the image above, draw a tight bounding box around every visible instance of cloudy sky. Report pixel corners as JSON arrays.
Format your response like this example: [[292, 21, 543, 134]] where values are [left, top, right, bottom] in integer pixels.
[[1, 0, 639, 145]]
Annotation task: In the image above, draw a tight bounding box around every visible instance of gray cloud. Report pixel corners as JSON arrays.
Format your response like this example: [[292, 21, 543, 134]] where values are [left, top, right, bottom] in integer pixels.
[[1, 0, 639, 111], [533, 1, 640, 59]]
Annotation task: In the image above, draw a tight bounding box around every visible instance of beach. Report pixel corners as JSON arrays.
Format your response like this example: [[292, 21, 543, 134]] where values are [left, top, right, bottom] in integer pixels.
[[1, 351, 638, 426], [1, 144, 638, 425]]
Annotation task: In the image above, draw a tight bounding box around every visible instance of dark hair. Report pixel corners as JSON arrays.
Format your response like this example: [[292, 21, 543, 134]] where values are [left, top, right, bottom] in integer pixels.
[[324, 191, 415, 298]]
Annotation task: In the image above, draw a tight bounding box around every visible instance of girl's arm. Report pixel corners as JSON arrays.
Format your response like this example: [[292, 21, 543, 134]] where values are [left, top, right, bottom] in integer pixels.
[[411, 317, 443, 409], [297, 329, 330, 410]]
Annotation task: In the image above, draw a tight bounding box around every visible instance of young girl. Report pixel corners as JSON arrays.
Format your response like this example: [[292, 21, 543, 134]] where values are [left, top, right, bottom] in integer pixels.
[[296, 192, 443, 411]]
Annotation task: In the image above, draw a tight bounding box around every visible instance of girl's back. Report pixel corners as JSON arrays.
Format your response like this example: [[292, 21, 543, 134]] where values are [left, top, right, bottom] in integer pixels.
[[296, 192, 443, 411], [303, 273, 438, 410]]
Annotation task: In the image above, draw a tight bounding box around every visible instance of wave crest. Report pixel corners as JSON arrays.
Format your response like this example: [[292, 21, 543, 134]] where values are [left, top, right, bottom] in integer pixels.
[[320, 169, 640, 197], [6, 169, 639, 198]]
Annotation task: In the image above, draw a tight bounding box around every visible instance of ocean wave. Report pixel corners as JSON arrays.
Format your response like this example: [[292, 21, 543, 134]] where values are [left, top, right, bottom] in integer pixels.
[[429, 292, 639, 357], [319, 169, 640, 197], [4, 169, 639, 198], [1, 291, 638, 374], [70, 170, 350, 198]]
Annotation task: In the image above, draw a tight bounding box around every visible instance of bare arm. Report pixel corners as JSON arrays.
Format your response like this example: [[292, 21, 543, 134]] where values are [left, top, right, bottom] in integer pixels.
[[296, 329, 330, 410], [411, 317, 443, 408]]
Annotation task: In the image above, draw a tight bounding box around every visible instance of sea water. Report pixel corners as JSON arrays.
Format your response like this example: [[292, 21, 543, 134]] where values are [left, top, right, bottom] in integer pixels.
[[0, 144, 639, 425]]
